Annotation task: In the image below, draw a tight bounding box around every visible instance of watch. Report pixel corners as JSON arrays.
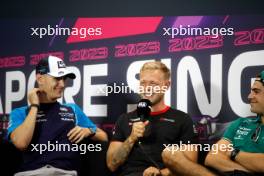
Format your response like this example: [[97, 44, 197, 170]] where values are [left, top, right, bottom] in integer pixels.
[[88, 128, 96, 138], [29, 104, 40, 111], [230, 148, 240, 161]]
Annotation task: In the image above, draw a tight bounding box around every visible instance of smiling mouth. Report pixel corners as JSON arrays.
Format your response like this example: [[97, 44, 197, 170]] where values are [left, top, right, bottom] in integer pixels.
[[250, 103, 258, 107], [144, 93, 154, 97], [55, 88, 64, 93]]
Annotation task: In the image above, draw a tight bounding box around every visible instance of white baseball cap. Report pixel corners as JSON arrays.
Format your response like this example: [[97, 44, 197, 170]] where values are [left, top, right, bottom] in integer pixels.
[[36, 55, 76, 79]]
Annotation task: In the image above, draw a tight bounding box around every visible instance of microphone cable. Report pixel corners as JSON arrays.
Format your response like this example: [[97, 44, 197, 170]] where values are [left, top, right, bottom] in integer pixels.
[[138, 141, 162, 174]]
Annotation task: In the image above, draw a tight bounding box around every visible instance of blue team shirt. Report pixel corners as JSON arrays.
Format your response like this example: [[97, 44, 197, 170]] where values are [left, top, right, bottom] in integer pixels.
[[7, 102, 97, 171]]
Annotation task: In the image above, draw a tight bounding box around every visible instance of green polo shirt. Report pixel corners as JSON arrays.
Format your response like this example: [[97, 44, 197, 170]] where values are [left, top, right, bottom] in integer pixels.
[[223, 116, 264, 153]]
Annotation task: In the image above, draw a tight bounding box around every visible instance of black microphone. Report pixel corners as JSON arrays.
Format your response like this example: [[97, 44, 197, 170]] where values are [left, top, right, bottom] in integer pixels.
[[136, 99, 152, 141], [137, 99, 151, 122]]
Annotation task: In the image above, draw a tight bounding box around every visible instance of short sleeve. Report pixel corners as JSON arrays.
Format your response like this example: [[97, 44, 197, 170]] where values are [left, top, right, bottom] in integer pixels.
[[67, 104, 97, 132], [7, 107, 27, 140], [222, 118, 242, 143], [111, 114, 127, 142], [179, 114, 197, 144]]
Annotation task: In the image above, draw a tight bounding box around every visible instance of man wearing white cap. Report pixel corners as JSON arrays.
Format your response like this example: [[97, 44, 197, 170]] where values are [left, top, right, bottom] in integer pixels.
[[8, 56, 108, 176]]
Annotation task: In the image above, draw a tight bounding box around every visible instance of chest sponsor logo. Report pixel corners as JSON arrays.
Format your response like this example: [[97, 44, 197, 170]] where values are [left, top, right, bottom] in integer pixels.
[[160, 117, 175, 123], [59, 112, 75, 122], [60, 107, 68, 112], [36, 113, 47, 122], [36, 119, 47, 122], [234, 126, 252, 140], [61, 118, 74, 122], [37, 114, 45, 118]]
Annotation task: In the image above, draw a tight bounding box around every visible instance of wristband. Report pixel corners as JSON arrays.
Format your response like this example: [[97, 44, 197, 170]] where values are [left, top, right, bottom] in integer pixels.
[[29, 104, 40, 111], [230, 148, 240, 161]]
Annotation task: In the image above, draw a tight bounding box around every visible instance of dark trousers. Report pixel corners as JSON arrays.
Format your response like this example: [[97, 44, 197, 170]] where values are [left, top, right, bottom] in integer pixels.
[[223, 170, 262, 176], [124, 172, 143, 176]]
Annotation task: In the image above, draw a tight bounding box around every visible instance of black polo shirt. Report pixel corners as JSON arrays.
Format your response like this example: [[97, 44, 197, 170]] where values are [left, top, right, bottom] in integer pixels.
[[112, 106, 197, 175]]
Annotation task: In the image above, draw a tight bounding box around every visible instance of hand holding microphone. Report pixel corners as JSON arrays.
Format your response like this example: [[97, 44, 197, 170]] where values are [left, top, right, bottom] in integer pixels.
[[129, 121, 149, 143], [129, 99, 152, 143]]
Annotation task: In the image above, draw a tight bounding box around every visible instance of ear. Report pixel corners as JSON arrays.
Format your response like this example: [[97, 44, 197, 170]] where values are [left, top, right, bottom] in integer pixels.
[[161, 80, 170, 94], [164, 80, 171, 90]]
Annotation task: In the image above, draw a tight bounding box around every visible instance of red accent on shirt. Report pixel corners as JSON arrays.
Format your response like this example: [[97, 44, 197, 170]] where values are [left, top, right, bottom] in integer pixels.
[[150, 106, 170, 115]]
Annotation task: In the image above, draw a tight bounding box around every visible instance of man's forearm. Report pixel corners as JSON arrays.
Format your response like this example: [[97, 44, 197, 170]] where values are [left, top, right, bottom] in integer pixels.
[[108, 136, 136, 171], [91, 128, 108, 142], [235, 152, 264, 172], [164, 151, 214, 176], [205, 153, 249, 172], [11, 107, 37, 150]]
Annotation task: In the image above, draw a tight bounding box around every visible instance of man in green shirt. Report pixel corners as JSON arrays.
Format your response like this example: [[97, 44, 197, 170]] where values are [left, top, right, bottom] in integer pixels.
[[205, 71, 264, 175]]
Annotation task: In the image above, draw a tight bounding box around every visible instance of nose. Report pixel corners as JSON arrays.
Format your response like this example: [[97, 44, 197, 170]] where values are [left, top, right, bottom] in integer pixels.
[[146, 84, 152, 90], [248, 91, 253, 101], [58, 78, 65, 88]]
